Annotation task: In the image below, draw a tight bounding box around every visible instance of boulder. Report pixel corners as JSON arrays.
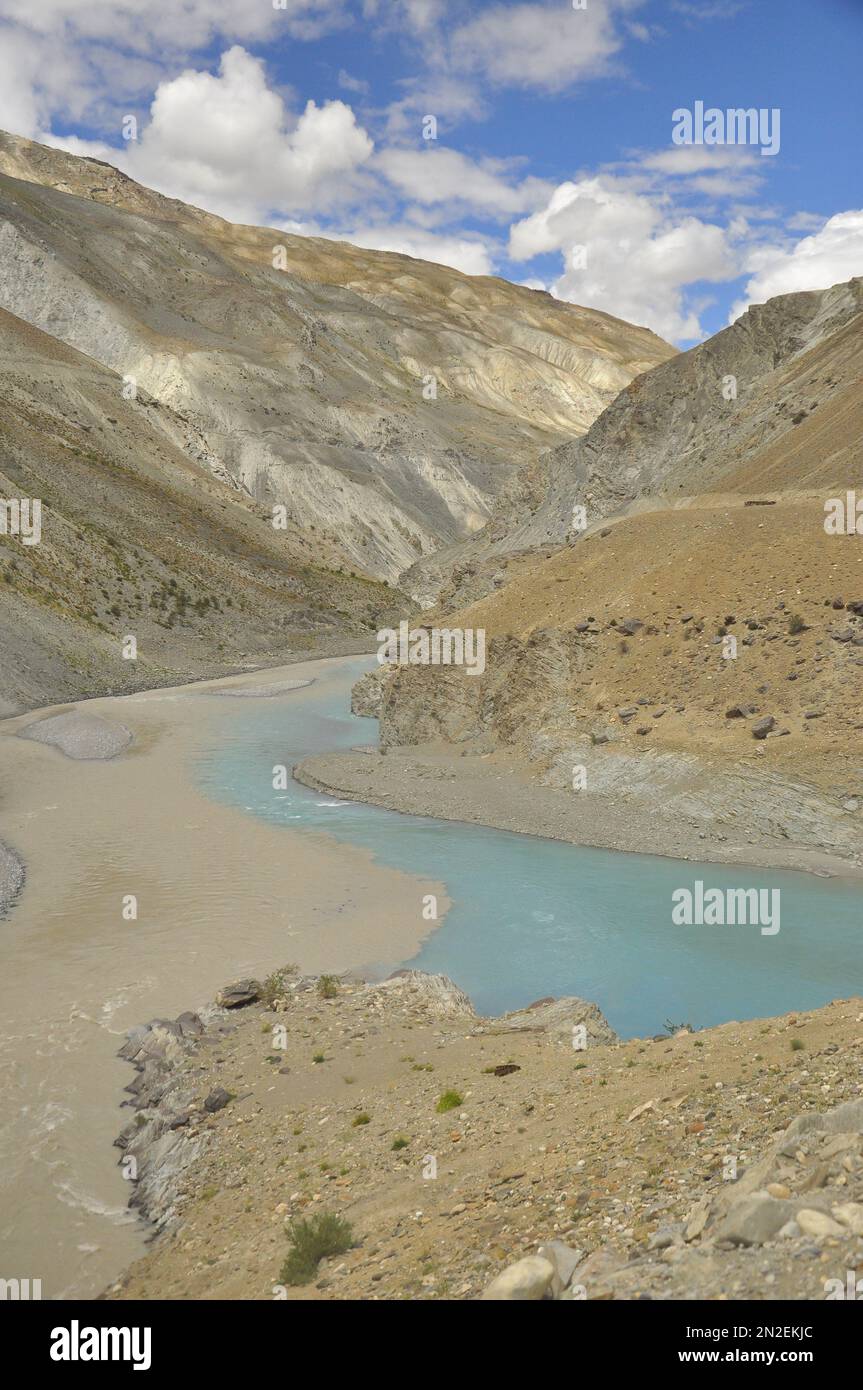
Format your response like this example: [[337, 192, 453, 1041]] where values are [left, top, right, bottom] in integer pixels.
[[480, 1255, 555, 1301], [752, 716, 776, 739], [216, 979, 262, 1008], [714, 1193, 796, 1245]]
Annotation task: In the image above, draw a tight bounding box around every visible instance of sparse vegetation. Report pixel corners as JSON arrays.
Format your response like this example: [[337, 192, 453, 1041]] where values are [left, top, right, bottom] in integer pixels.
[[261, 966, 297, 1007], [279, 1213, 355, 1286], [435, 1089, 463, 1113]]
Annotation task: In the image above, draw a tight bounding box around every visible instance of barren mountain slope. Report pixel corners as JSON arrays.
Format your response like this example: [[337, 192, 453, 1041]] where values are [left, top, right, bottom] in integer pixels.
[[423, 277, 863, 607], [340, 281, 863, 864], [0, 307, 398, 713], [0, 131, 673, 593]]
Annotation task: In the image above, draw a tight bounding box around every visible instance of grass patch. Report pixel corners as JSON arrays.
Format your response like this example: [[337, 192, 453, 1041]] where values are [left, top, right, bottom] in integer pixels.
[[435, 1090, 463, 1114]]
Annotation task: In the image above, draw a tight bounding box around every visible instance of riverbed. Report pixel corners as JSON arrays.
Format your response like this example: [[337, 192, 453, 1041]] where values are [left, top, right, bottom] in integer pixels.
[[1, 653, 861, 1299]]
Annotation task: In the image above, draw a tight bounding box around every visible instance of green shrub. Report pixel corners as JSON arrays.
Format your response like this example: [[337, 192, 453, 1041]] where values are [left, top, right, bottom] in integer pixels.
[[261, 966, 297, 1007], [351, 1113, 370, 1127], [435, 1090, 463, 1113], [317, 974, 339, 999], [279, 1214, 354, 1286], [391, 1137, 409, 1151]]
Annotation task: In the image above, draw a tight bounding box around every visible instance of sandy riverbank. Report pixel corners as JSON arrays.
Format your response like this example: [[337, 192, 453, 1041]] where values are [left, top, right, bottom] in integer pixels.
[[0, 656, 446, 1298], [295, 743, 863, 882]]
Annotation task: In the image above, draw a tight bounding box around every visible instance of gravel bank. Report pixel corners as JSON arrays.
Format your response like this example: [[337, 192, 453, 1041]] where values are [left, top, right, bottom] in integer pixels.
[[19, 710, 133, 760], [0, 838, 24, 917], [294, 745, 863, 881]]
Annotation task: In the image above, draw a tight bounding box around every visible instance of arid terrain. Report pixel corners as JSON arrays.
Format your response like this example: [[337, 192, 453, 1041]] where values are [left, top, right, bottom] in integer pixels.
[[303, 280, 863, 874], [1, 133, 861, 1310], [108, 970, 863, 1302]]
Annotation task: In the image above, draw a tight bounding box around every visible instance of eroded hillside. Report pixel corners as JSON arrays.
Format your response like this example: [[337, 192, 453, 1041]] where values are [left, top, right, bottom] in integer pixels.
[[0, 307, 397, 712], [426, 278, 863, 608], [0, 130, 673, 595]]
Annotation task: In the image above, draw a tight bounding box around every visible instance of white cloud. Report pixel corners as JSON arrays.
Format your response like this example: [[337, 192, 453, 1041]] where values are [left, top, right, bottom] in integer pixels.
[[509, 174, 739, 340], [0, 0, 341, 48], [642, 146, 758, 175], [0, 0, 346, 137], [48, 47, 375, 224], [670, 1, 746, 22], [731, 211, 863, 319], [376, 146, 552, 218], [451, 0, 642, 94], [342, 223, 496, 275], [338, 69, 370, 95]]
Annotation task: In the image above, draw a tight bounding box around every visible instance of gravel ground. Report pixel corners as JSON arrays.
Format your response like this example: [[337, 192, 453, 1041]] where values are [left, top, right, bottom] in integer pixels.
[[0, 838, 24, 917], [18, 710, 133, 760], [209, 679, 314, 698], [295, 745, 863, 881], [107, 971, 863, 1302]]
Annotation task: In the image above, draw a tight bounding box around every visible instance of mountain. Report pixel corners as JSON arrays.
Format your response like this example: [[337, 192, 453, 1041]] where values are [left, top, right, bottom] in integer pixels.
[[0, 130, 673, 599], [0, 305, 396, 712], [360, 278, 863, 864], [428, 277, 863, 609]]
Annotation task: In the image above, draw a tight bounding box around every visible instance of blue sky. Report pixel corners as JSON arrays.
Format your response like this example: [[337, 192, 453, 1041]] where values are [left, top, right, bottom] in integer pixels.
[[1, 0, 861, 343]]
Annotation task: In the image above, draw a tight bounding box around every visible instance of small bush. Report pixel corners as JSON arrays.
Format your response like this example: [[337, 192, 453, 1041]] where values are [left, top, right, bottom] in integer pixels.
[[351, 1113, 370, 1127], [790, 1038, 805, 1051], [787, 613, 806, 635], [261, 966, 297, 1007], [312, 1052, 326, 1064], [280, 1213, 354, 1286], [391, 1137, 409, 1151], [435, 1090, 463, 1113], [317, 974, 339, 999]]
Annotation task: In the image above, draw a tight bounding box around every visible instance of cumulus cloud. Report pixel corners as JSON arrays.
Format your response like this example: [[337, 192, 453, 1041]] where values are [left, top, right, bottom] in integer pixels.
[[376, 146, 552, 218], [0, 0, 347, 136], [48, 47, 375, 224], [509, 175, 739, 341], [730, 211, 863, 319], [451, 0, 643, 94], [337, 222, 496, 275]]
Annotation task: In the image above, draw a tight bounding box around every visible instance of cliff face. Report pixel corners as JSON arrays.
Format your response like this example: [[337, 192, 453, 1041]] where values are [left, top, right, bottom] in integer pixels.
[[0, 130, 673, 599]]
